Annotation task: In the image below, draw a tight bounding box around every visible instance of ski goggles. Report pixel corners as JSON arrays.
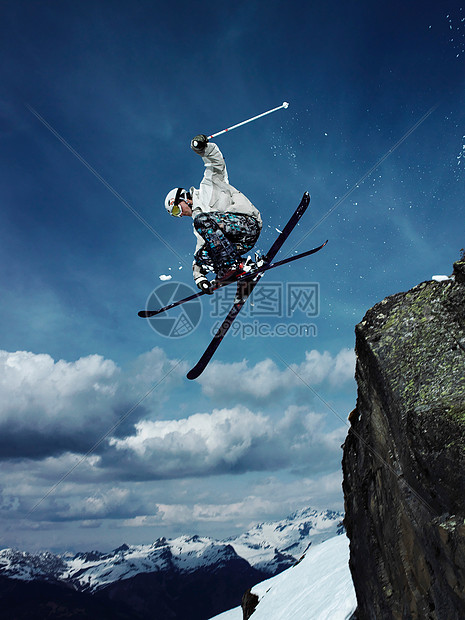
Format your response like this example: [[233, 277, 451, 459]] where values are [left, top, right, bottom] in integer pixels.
[[170, 188, 188, 217], [170, 202, 182, 217]]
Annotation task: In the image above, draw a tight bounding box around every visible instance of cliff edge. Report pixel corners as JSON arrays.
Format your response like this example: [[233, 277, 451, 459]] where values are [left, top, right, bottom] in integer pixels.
[[343, 258, 465, 619]]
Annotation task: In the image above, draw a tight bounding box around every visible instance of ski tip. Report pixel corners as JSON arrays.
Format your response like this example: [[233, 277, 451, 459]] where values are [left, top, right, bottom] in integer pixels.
[[186, 367, 201, 380], [301, 191, 310, 205]]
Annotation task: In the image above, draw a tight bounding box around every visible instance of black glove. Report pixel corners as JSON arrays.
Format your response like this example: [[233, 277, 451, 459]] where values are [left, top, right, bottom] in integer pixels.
[[196, 277, 213, 294], [191, 134, 209, 154]]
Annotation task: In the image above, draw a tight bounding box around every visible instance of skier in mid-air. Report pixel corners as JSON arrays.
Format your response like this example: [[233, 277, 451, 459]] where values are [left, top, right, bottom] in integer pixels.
[[164, 135, 262, 294], [143, 103, 326, 379]]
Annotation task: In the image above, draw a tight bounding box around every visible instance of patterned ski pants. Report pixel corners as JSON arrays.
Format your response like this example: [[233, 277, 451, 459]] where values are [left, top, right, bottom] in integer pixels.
[[193, 212, 261, 272]]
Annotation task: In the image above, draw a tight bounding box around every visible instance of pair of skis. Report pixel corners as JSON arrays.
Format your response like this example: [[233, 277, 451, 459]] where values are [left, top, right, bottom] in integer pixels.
[[139, 193, 327, 379]]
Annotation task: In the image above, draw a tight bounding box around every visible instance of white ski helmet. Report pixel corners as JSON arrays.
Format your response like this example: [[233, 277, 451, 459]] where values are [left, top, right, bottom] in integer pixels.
[[165, 187, 189, 217]]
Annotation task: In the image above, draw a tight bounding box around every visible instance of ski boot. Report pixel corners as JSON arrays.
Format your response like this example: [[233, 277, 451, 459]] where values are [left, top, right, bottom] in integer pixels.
[[241, 252, 264, 274], [233, 254, 264, 303], [213, 261, 246, 286]]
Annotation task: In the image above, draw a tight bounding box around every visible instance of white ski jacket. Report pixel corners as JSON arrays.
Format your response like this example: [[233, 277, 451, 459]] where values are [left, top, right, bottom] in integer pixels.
[[190, 142, 262, 257]]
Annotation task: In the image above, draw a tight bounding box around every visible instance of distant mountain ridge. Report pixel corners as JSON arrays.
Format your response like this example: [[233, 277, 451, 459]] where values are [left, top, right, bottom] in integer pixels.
[[0, 507, 343, 590], [0, 507, 343, 619]]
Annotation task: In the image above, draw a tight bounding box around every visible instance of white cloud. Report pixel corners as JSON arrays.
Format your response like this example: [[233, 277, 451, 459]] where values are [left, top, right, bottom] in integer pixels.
[[121, 500, 271, 529], [0, 350, 120, 459], [291, 348, 356, 386], [0, 346, 352, 477], [0, 350, 119, 421], [198, 349, 355, 401], [152, 497, 279, 526], [0, 348, 353, 461], [199, 358, 287, 400], [121, 479, 344, 532], [0, 346, 352, 549], [328, 348, 356, 385], [109, 406, 270, 474], [108, 404, 345, 480], [56, 486, 150, 521], [0, 347, 185, 459]]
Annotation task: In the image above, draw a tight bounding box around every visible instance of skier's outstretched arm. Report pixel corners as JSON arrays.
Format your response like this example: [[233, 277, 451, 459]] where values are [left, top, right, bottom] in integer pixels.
[[191, 135, 228, 184]]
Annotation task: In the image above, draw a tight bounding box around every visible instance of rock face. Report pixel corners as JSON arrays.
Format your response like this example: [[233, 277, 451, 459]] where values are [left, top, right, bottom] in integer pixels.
[[242, 588, 259, 619], [343, 259, 465, 619]]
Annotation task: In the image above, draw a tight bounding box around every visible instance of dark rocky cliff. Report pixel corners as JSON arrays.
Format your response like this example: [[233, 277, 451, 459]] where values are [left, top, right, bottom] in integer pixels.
[[343, 258, 465, 619]]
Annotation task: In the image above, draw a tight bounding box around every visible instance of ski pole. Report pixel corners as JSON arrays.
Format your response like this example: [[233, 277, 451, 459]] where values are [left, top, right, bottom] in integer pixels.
[[208, 102, 289, 139]]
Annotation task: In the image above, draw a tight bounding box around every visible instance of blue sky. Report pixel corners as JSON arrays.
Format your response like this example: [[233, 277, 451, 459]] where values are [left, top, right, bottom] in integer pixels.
[[0, 0, 464, 552]]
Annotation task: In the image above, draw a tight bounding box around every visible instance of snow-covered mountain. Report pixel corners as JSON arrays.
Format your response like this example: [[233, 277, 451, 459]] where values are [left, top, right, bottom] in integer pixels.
[[63, 537, 242, 591], [0, 507, 343, 591], [0, 549, 67, 582], [210, 535, 357, 620], [228, 507, 344, 573]]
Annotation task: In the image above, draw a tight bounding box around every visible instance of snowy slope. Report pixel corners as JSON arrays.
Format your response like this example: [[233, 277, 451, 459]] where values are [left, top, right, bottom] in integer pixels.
[[210, 535, 356, 620]]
